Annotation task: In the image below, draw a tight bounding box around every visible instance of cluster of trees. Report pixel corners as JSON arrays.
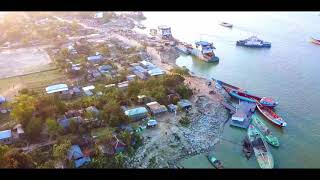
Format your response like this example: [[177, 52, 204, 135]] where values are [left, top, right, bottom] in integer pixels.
[[127, 74, 193, 105], [0, 145, 34, 168]]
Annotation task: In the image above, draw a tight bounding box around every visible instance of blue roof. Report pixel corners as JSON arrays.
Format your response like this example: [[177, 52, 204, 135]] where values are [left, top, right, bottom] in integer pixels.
[[0, 130, 12, 140], [148, 68, 164, 76], [0, 96, 5, 103], [98, 65, 112, 72], [58, 116, 82, 128], [68, 145, 84, 160], [87, 55, 103, 62], [195, 41, 212, 47], [177, 99, 192, 108], [140, 61, 156, 70], [133, 66, 147, 73], [46, 84, 68, 94], [75, 157, 91, 168]]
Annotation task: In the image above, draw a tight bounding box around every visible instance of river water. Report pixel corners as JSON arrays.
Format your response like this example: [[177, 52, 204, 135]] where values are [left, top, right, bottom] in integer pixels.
[[142, 12, 320, 168]]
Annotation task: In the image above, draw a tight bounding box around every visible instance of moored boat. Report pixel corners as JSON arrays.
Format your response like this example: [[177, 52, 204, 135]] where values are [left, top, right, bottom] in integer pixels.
[[256, 103, 287, 128], [311, 37, 320, 45], [236, 36, 271, 48], [229, 89, 278, 108], [251, 114, 280, 147], [220, 22, 233, 28], [190, 41, 219, 62], [214, 79, 246, 92], [247, 125, 274, 169], [207, 155, 224, 169]]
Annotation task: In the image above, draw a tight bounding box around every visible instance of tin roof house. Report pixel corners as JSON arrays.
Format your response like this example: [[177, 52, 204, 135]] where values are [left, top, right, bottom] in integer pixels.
[[87, 54, 103, 64], [99, 135, 126, 155], [146, 101, 168, 115], [147, 67, 165, 77], [177, 99, 192, 110], [124, 107, 148, 121], [46, 84, 69, 94], [68, 145, 91, 168], [158, 25, 172, 39], [0, 130, 12, 144]]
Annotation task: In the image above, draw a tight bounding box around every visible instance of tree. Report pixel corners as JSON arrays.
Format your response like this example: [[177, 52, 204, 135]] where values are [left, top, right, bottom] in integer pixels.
[[2, 149, 34, 168], [53, 139, 72, 162], [25, 118, 42, 141], [0, 145, 10, 167], [114, 153, 125, 168], [119, 131, 131, 146], [46, 118, 62, 138], [35, 95, 66, 120], [176, 84, 193, 99], [68, 119, 79, 134], [10, 94, 36, 127]]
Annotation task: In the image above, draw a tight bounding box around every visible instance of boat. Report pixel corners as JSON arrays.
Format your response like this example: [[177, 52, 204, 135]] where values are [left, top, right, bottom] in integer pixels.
[[236, 36, 271, 48], [247, 125, 274, 169], [220, 22, 233, 28], [215, 80, 278, 108], [214, 79, 246, 92], [311, 37, 320, 45], [207, 155, 224, 169], [228, 89, 278, 108], [136, 24, 146, 29], [190, 41, 219, 62], [256, 103, 287, 128], [251, 114, 280, 147]]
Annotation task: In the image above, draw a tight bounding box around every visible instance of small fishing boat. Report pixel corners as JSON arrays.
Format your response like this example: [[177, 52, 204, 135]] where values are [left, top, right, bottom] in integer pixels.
[[311, 37, 320, 45], [236, 36, 271, 48], [256, 103, 287, 128], [220, 22, 233, 28], [251, 114, 280, 147], [229, 89, 278, 108], [207, 155, 224, 169], [247, 125, 274, 169], [214, 79, 246, 92]]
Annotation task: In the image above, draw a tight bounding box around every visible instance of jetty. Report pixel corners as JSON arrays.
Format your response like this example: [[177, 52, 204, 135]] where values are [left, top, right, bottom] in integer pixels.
[[229, 100, 256, 129]]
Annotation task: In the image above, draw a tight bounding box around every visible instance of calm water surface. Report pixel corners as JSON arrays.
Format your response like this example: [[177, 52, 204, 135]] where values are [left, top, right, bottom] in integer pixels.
[[142, 12, 320, 168]]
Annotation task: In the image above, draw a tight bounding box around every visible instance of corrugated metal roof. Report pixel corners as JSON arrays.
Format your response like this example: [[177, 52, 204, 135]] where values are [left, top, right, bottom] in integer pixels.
[[82, 85, 95, 91], [125, 107, 148, 117], [75, 157, 91, 168], [68, 145, 83, 160], [87, 55, 103, 61], [148, 68, 164, 76], [46, 84, 68, 94], [0, 130, 12, 140]]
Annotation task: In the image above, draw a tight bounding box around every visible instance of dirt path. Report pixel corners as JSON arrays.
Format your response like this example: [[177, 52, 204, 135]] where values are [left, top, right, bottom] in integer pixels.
[[0, 83, 23, 99]]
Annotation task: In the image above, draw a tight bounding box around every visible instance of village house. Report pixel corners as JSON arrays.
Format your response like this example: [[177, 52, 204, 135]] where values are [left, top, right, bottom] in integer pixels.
[[117, 81, 129, 90], [167, 104, 178, 113], [147, 67, 165, 77], [12, 124, 25, 140], [177, 99, 192, 110], [127, 74, 136, 81], [0, 130, 12, 144], [87, 54, 103, 64], [57, 115, 83, 129], [98, 64, 113, 74], [158, 25, 172, 39], [140, 60, 156, 70], [105, 84, 116, 89], [82, 85, 95, 96], [146, 101, 168, 116], [124, 107, 148, 121], [68, 145, 91, 168], [45, 84, 70, 99], [65, 109, 84, 119]]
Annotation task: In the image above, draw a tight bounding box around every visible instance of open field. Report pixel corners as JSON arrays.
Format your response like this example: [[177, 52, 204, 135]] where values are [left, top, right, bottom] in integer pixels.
[[0, 69, 67, 98], [0, 47, 53, 79]]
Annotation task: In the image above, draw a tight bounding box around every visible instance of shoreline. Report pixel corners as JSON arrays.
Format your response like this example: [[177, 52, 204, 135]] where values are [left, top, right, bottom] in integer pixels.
[[111, 17, 229, 168]]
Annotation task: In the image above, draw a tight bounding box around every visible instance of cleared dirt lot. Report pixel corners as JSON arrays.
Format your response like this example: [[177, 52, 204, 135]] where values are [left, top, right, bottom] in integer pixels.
[[0, 47, 53, 79]]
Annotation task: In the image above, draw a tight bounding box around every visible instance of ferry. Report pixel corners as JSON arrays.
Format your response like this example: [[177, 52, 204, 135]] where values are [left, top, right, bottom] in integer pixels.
[[192, 41, 219, 62], [236, 36, 271, 48]]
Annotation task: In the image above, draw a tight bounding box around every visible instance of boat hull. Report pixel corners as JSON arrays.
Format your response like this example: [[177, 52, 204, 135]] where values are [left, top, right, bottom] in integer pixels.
[[228, 89, 277, 108], [257, 104, 287, 128], [252, 115, 280, 147], [311, 38, 320, 45], [190, 48, 219, 62], [236, 41, 271, 48], [247, 125, 274, 169]]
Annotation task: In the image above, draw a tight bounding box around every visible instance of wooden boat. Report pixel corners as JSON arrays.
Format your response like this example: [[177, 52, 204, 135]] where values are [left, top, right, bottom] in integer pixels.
[[215, 80, 278, 108], [220, 22, 233, 28], [311, 37, 320, 45], [251, 114, 280, 147], [207, 155, 224, 169], [229, 89, 278, 108], [214, 79, 245, 92], [256, 103, 287, 128], [247, 125, 274, 169]]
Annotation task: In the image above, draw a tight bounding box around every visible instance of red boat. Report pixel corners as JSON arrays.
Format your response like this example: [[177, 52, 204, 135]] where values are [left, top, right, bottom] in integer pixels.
[[256, 103, 287, 128], [311, 37, 320, 45]]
